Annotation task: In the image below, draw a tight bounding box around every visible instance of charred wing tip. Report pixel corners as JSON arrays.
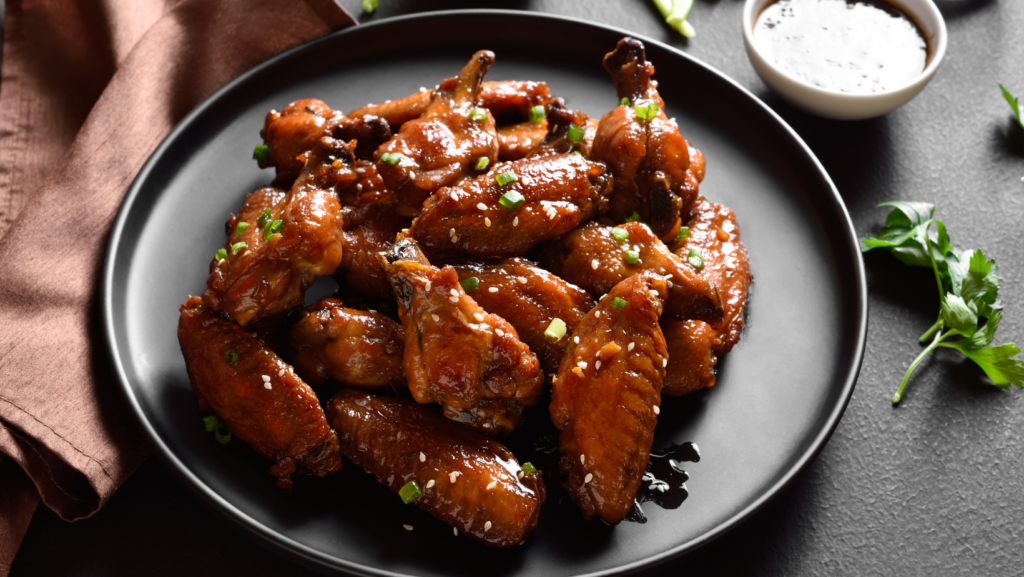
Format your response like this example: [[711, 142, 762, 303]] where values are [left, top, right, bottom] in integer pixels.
[[474, 50, 497, 66], [383, 237, 429, 267], [603, 37, 646, 70]]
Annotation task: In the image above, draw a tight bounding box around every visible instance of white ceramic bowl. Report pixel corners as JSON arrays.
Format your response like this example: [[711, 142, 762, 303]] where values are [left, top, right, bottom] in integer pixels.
[[742, 0, 947, 120]]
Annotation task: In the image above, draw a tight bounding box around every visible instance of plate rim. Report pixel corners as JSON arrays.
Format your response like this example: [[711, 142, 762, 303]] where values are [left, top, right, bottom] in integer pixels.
[[102, 9, 867, 576]]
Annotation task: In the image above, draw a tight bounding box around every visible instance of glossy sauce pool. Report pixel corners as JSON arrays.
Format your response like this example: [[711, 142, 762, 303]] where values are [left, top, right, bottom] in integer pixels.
[[753, 0, 929, 94]]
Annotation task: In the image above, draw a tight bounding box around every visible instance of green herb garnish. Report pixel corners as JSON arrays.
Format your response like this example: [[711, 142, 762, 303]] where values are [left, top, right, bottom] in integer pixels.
[[469, 108, 488, 122], [252, 144, 270, 164], [624, 211, 641, 223], [567, 123, 585, 144], [624, 250, 640, 265], [674, 226, 690, 242], [379, 152, 403, 165], [521, 462, 537, 475], [634, 102, 659, 122], [214, 248, 227, 262], [263, 219, 283, 241], [687, 248, 704, 270], [619, 97, 630, 106], [498, 190, 525, 210], [460, 277, 479, 291], [611, 228, 629, 243], [544, 318, 567, 343], [529, 105, 545, 123], [611, 297, 627, 310], [862, 201, 1024, 403], [231, 242, 247, 255], [214, 421, 232, 444], [495, 172, 518, 187], [1000, 84, 1023, 145], [202, 414, 220, 433], [236, 222, 249, 236], [475, 157, 490, 171], [652, 0, 696, 38], [399, 480, 422, 504], [257, 209, 272, 228], [224, 349, 239, 365]]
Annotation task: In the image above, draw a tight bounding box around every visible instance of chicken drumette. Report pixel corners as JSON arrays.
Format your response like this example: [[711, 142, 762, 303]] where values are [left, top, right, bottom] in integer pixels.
[[326, 389, 546, 547], [380, 238, 544, 434]]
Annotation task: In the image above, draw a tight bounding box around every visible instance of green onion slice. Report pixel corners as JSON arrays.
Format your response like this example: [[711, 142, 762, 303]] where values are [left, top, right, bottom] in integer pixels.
[[379, 152, 403, 165], [469, 108, 488, 122], [399, 480, 422, 504], [610, 228, 629, 242], [498, 190, 525, 210], [634, 102, 660, 122], [224, 349, 239, 365], [611, 297, 627, 310], [460, 277, 479, 291], [475, 157, 490, 171], [214, 421, 232, 444], [544, 318, 567, 343], [687, 248, 704, 270], [529, 105, 546, 123], [263, 220, 283, 241], [214, 248, 227, 262], [674, 226, 690, 242], [521, 462, 537, 475], [619, 97, 630, 106], [231, 242, 247, 255], [624, 211, 641, 223], [202, 414, 220, 433], [252, 144, 270, 163], [236, 222, 249, 236], [495, 171, 518, 187], [567, 123, 585, 144], [624, 250, 640, 265], [257, 209, 272, 228], [362, 0, 378, 13]]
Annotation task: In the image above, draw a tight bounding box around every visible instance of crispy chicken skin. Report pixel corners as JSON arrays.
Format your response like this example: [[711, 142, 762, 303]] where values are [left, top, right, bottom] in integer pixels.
[[410, 153, 612, 258], [591, 38, 703, 240], [350, 80, 552, 128], [178, 297, 343, 488], [260, 99, 345, 185], [375, 51, 500, 216], [662, 197, 751, 396], [453, 258, 596, 374], [203, 137, 350, 327], [335, 197, 413, 299], [549, 271, 668, 524], [326, 389, 546, 547], [544, 220, 723, 322], [380, 238, 544, 434], [288, 298, 405, 390]]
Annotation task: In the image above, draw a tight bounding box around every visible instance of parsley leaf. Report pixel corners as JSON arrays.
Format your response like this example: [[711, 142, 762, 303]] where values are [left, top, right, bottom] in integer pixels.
[[652, 0, 696, 38], [862, 202, 1023, 403]]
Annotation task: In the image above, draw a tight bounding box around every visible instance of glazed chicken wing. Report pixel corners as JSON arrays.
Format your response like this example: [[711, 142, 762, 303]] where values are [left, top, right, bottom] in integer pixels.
[[497, 120, 549, 160], [380, 238, 544, 434], [453, 258, 596, 374], [203, 136, 350, 326], [326, 389, 546, 547], [259, 99, 346, 185], [543, 220, 723, 322], [288, 297, 405, 390], [178, 297, 343, 488], [530, 97, 594, 158], [549, 271, 668, 523], [662, 197, 751, 396], [335, 196, 413, 299], [591, 37, 703, 240], [375, 51, 500, 216], [410, 153, 612, 258]]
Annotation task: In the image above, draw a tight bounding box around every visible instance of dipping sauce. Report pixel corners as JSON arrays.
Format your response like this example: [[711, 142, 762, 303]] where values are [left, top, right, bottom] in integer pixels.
[[754, 0, 929, 94]]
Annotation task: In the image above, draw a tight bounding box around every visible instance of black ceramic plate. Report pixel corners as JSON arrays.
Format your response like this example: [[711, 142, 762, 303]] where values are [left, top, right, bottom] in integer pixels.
[[103, 10, 865, 577]]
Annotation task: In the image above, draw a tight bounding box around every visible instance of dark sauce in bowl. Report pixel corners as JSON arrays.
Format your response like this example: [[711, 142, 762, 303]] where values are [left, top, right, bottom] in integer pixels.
[[754, 0, 929, 94]]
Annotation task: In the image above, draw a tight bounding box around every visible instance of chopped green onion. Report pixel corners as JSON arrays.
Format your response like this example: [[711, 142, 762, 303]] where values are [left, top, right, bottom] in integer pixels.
[[544, 318, 567, 342], [687, 248, 704, 270], [231, 241, 247, 255], [567, 123, 585, 144], [460, 277, 480, 291], [624, 250, 640, 265], [236, 222, 249, 236], [573, 150, 584, 156], [475, 157, 490, 171], [624, 211, 641, 223], [498, 190, 525, 210], [611, 297, 627, 310], [263, 219, 283, 241], [469, 108, 488, 122], [674, 226, 690, 242], [379, 152, 403, 165], [495, 171, 518, 187], [214, 421, 232, 444], [202, 414, 220, 433], [224, 349, 239, 365], [634, 102, 659, 122], [529, 105, 546, 123], [399, 480, 422, 504], [521, 462, 537, 475], [362, 0, 378, 13], [252, 144, 270, 163], [619, 97, 630, 106], [257, 209, 272, 228], [610, 228, 629, 243], [214, 248, 227, 261]]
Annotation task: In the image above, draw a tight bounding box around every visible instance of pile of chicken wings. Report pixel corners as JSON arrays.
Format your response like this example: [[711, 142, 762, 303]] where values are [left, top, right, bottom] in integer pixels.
[[177, 37, 751, 547]]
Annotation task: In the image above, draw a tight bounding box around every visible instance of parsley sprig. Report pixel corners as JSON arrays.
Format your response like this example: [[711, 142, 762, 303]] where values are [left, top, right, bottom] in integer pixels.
[[862, 201, 1024, 403]]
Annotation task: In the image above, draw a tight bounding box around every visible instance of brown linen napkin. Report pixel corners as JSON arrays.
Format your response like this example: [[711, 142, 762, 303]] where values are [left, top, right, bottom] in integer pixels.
[[0, 0, 357, 574]]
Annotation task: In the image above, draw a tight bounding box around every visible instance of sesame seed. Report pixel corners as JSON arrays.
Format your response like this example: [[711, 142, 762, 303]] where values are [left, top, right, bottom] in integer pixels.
[[653, 406, 661, 415], [628, 342, 636, 352], [451, 233, 459, 242], [517, 470, 524, 479], [450, 289, 458, 297], [595, 311, 601, 318], [261, 375, 271, 382], [580, 454, 586, 465], [591, 259, 599, 270], [482, 422, 491, 428], [449, 296, 459, 303], [420, 86, 428, 92], [657, 485, 667, 493], [477, 203, 488, 211], [356, 167, 366, 174], [484, 217, 491, 227], [264, 383, 272, 390], [577, 361, 588, 369], [426, 479, 435, 488], [474, 313, 484, 321], [449, 228, 456, 237], [484, 521, 492, 531], [403, 524, 414, 531], [513, 217, 519, 227], [454, 527, 459, 536], [356, 184, 363, 192], [487, 481, 497, 490], [488, 287, 498, 293], [517, 276, 527, 284], [278, 369, 285, 376], [584, 473, 593, 483], [495, 329, 505, 337], [595, 360, 602, 370], [663, 358, 668, 367], [649, 290, 659, 298], [409, 171, 417, 179], [425, 280, 432, 291], [450, 472, 458, 483], [419, 452, 426, 462], [500, 474, 509, 481]]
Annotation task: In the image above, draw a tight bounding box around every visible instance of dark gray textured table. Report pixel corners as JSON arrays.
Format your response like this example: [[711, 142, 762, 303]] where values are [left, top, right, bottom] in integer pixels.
[[12, 1, 1024, 575]]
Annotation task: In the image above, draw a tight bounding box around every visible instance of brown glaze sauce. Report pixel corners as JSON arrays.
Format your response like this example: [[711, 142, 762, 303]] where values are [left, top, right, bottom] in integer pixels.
[[754, 0, 929, 94]]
